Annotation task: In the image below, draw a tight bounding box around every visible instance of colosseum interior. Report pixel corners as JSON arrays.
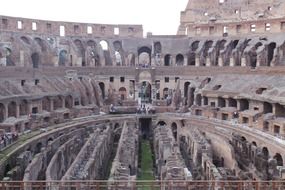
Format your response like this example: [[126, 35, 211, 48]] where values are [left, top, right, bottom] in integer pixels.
[[0, 0, 285, 189]]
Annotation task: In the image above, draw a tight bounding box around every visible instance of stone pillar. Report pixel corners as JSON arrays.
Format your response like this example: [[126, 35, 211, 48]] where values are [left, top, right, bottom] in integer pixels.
[[39, 100, 43, 113], [206, 58, 211, 66], [4, 103, 8, 120], [16, 104, 20, 118], [195, 57, 200, 67], [230, 57, 235, 66], [218, 57, 223, 66], [20, 50, 25, 67], [225, 99, 230, 107], [62, 97, 66, 108], [237, 100, 241, 111], [184, 57, 188, 66], [50, 99, 54, 111], [256, 57, 261, 67], [241, 57, 246, 67]]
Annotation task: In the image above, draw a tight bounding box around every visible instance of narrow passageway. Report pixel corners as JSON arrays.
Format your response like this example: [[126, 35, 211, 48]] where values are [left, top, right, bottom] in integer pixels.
[[138, 118, 155, 182]]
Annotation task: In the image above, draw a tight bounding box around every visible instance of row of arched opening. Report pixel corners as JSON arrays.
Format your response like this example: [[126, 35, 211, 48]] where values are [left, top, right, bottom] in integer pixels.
[[0, 95, 75, 123], [239, 137, 284, 167]]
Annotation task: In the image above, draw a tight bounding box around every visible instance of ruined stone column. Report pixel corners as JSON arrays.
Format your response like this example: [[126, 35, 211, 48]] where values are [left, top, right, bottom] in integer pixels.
[[50, 98, 54, 112], [16, 104, 20, 118], [230, 57, 235, 66], [195, 57, 200, 67], [241, 57, 246, 67], [206, 57, 211, 66], [4, 103, 8, 120], [218, 57, 223, 66]]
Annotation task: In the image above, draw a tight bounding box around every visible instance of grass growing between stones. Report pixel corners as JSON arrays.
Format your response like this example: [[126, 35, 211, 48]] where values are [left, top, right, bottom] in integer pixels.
[[138, 139, 159, 190], [138, 139, 155, 180]]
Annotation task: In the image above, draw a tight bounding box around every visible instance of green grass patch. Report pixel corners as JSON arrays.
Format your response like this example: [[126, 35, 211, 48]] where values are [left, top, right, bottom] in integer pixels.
[[138, 139, 155, 180]]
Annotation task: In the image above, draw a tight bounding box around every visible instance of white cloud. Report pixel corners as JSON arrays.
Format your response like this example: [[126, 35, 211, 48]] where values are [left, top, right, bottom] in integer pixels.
[[0, 0, 188, 35]]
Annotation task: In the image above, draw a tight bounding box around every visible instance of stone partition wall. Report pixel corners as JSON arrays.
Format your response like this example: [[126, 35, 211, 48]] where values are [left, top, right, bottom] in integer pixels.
[[153, 123, 191, 180], [109, 121, 138, 181], [23, 128, 86, 181], [62, 125, 113, 180]]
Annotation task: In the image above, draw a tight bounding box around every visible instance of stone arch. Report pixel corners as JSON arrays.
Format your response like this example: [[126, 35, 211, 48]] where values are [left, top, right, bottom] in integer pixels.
[[87, 40, 96, 48], [240, 99, 249, 111], [74, 39, 86, 66], [262, 147, 270, 159], [99, 40, 109, 50], [163, 88, 169, 99], [47, 137, 53, 145], [8, 101, 17, 118], [119, 87, 127, 100], [5, 47, 15, 66], [267, 42, 276, 66], [273, 153, 283, 166], [19, 100, 28, 116], [229, 98, 237, 107], [154, 42, 162, 54], [59, 50, 68, 66], [113, 41, 122, 51], [127, 53, 135, 66], [42, 97, 51, 111], [171, 122, 178, 141], [164, 54, 171, 66], [157, 120, 167, 126], [4, 164, 11, 177], [34, 37, 47, 52], [65, 95, 73, 109], [114, 122, 120, 129], [218, 97, 226, 107], [139, 81, 152, 103], [191, 41, 200, 51], [196, 94, 202, 106], [0, 103, 5, 122], [138, 46, 151, 66], [20, 36, 30, 45], [184, 82, 191, 98], [139, 71, 152, 83], [99, 82, 105, 99], [264, 102, 273, 114], [201, 40, 213, 66], [54, 96, 63, 110], [31, 52, 40, 68], [176, 54, 184, 66], [35, 142, 43, 154]]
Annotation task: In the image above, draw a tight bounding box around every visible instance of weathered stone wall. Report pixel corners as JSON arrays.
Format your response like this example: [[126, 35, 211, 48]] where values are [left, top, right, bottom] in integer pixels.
[[109, 121, 138, 180], [62, 125, 113, 180]]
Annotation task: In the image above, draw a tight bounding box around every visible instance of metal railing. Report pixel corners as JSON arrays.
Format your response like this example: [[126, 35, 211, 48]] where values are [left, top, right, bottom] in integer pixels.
[[0, 180, 285, 190]]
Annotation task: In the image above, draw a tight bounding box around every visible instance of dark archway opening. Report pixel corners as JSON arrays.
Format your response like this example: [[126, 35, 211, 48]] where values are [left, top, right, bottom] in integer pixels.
[[138, 46, 151, 67], [99, 82, 105, 100], [139, 81, 152, 103], [274, 153, 283, 166], [264, 102, 272, 114], [176, 54, 184, 66], [0, 103, 5, 122], [31, 52, 39, 68], [267, 42, 276, 66], [140, 118, 152, 139], [65, 95, 73, 109], [164, 54, 171, 66], [8, 101, 17, 118], [240, 99, 249, 111], [59, 50, 68, 66], [171, 122, 178, 141]]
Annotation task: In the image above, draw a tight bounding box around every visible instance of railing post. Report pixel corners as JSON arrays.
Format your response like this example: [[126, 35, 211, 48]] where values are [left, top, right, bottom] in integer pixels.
[[255, 181, 259, 190]]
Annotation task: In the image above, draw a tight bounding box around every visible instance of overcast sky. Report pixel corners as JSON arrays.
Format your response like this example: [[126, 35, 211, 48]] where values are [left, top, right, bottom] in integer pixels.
[[0, 0, 188, 35]]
